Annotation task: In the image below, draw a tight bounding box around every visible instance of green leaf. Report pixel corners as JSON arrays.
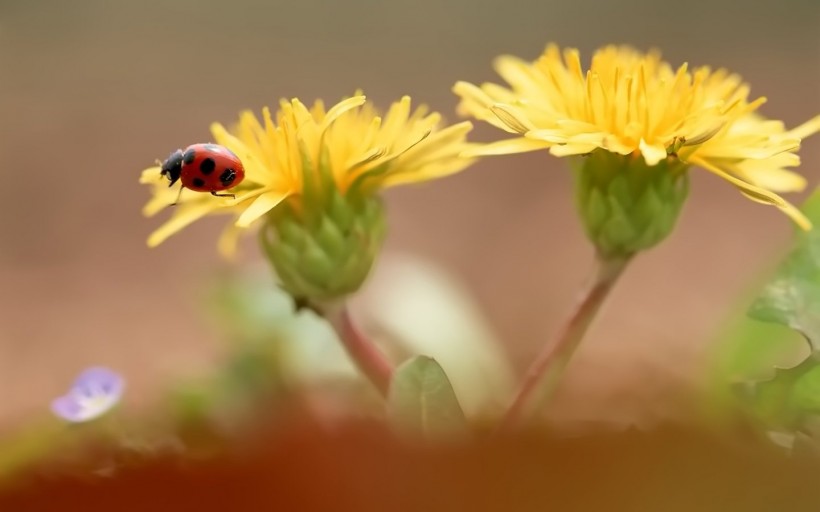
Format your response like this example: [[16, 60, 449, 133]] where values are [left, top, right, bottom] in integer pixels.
[[715, 189, 820, 436], [749, 278, 820, 349], [387, 356, 468, 439], [737, 356, 819, 428], [792, 364, 820, 412], [748, 189, 820, 351]]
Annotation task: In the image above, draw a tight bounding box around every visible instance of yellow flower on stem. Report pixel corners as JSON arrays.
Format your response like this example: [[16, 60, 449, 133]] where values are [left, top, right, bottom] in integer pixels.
[[141, 93, 475, 260], [141, 93, 476, 397], [455, 44, 820, 258], [454, 43, 820, 429], [141, 93, 475, 300]]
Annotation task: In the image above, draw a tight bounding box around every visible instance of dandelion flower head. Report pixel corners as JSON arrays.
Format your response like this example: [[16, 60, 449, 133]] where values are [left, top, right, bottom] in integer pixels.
[[141, 93, 475, 256], [454, 44, 820, 228]]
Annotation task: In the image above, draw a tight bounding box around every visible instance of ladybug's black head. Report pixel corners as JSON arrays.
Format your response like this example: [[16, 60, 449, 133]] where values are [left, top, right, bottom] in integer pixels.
[[160, 149, 184, 187]]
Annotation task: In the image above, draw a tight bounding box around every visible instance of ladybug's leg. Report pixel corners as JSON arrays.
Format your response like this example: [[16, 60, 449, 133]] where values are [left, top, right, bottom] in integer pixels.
[[210, 191, 236, 199], [170, 184, 185, 206]]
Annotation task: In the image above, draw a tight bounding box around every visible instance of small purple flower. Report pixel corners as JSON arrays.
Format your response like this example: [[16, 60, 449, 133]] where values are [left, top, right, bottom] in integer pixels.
[[51, 367, 125, 423]]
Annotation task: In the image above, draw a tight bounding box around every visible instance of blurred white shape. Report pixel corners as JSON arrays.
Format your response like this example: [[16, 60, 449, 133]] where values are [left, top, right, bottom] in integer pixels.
[[351, 252, 515, 417], [231, 255, 515, 418], [228, 264, 359, 382]]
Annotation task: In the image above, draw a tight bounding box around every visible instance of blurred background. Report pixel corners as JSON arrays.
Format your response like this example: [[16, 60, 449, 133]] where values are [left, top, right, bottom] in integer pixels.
[[0, 0, 818, 430]]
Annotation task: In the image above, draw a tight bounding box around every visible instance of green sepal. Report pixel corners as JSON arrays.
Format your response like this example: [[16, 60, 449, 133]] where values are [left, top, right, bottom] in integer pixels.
[[297, 138, 320, 214]]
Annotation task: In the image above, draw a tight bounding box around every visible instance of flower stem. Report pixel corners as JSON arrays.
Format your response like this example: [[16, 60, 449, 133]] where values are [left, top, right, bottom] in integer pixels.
[[323, 304, 395, 397], [500, 256, 630, 431]]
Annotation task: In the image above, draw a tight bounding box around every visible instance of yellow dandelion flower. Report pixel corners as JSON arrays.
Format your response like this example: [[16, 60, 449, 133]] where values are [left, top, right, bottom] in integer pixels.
[[142, 93, 474, 251], [454, 44, 820, 257], [141, 93, 475, 300]]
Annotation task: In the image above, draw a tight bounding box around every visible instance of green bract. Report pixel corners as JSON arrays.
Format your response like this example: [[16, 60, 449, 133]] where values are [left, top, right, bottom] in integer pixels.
[[260, 190, 387, 303], [573, 150, 689, 260]]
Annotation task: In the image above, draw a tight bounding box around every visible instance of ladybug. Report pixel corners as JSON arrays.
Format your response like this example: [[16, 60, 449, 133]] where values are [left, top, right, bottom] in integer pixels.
[[160, 143, 245, 201]]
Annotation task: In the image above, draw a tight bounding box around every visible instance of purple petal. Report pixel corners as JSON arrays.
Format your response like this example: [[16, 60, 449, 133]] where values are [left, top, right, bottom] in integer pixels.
[[51, 395, 84, 422], [52, 366, 126, 423], [72, 367, 125, 400]]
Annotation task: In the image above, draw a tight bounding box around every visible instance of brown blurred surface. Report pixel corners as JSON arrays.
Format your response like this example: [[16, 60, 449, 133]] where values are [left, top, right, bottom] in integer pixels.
[[2, 411, 820, 512], [0, 0, 819, 428]]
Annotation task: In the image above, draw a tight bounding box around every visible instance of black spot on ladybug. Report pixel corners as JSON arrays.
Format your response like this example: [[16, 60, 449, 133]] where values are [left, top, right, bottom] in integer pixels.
[[200, 158, 216, 175], [183, 149, 196, 165], [219, 168, 236, 186], [192, 177, 206, 188]]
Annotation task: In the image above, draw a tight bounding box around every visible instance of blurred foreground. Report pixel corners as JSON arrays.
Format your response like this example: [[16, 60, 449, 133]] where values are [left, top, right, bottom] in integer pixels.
[[1, 408, 819, 512]]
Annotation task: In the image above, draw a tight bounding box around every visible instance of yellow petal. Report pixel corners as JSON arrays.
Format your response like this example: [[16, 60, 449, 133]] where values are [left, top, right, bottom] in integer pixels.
[[379, 96, 413, 144], [549, 143, 599, 157], [142, 191, 177, 217], [461, 138, 549, 157], [786, 114, 820, 140], [691, 156, 785, 206], [224, 187, 269, 206], [147, 202, 217, 248], [735, 155, 806, 193], [217, 221, 245, 260], [682, 118, 727, 146], [235, 190, 290, 228], [320, 95, 366, 133], [453, 82, 519, 134], [639, 139, 667, 166], [601, 136, 638, 155], [489, 104, 535, 134], [452, 81, 495, 109], [698, 138, 800, 160], [741, 191, 811, 231], [397, 122, 472, 164], [383, 158, 475, 188], [494, 55, 545, 100], [345, 146, 387, 172], [691, 156, 811, 230], [525, 129, 571, 144], [743, 168, 806, 193], [140, 166, 163, 184]]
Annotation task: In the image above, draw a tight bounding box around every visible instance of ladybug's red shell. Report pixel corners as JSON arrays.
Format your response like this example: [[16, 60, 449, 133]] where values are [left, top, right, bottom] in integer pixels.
[[179, 143, 245, 193]]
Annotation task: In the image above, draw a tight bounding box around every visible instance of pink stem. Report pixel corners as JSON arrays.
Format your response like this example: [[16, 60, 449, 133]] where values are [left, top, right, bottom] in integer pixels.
[[500, 256, 629, 431], [326, 305, 394, 397]]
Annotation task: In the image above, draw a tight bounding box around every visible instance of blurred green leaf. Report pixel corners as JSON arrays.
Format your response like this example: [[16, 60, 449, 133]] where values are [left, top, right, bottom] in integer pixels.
[[206, 268, 297, 342], [205, 267, 362, 384], [709, 190, 820, 397], [748, 189, 820, 351], [387, 356, 468, 439], [738, 357, 819, 429], [724, 189, 820, 436], [792, 364, 820, 412]]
